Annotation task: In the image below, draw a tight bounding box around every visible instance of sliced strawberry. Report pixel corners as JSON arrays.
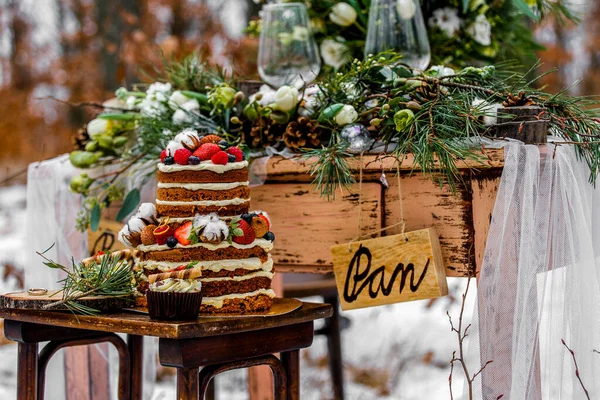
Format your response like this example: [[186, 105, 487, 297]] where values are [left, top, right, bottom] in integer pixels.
[[257, 213, 271, 230], [169, 264, 187, 272], [232, 219, 255, 245], [174, 221, 193, 246]]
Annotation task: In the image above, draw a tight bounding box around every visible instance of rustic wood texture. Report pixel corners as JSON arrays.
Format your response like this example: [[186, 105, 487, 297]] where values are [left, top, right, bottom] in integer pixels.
[[1, 291, 131, 312], [251, 150, 505, 277], [0, 301, 333, 340], [471, 172, 502, 276], [127, 335, 144, 400], [331, 229, 448, 310], [87, 218, 126, 256], [17, 342, 38, 400], [177, 368, 199, 400], [281, 350, 300, 400]]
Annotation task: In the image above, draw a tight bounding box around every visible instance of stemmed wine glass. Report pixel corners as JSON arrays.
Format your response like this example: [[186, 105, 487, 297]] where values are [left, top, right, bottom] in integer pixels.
[[365, 0, 431, 70], [258, 3, 321, 88]]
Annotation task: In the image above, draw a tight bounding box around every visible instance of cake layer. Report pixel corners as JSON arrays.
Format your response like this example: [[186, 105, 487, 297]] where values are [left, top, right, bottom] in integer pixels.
[[138, 256, 273, 273], [200, 290, 275, 313], [156, 201, 249, 217], [202, 276, 272, 297], [140, 246, 270, 263], [157, 168, 248, 184], [157, 186, 250, 202]]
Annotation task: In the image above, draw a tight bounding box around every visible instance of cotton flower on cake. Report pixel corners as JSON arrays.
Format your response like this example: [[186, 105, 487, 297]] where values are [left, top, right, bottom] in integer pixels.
[[118, 202, 160, 246], [192, 213, 229, 244]]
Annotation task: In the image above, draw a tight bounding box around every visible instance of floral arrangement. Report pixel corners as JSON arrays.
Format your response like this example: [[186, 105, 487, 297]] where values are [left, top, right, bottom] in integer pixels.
[[247, 0, 577, 69], [67, 52, 600, 232]]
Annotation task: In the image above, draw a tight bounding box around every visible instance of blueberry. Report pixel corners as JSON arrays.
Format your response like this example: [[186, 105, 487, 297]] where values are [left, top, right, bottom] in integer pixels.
[[218, 139, 229, 148], [227, 154, 236, 163], [263, 231, 275, 242], [166, 236, 178, 248], [188, 155, 201, 165], [163, 156, 175, 165], [241, 213, 257, 224]]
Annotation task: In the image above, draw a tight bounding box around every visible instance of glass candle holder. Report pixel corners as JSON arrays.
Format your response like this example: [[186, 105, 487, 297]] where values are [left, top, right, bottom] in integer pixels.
[[258, 2, 321, 88], [365, 0, 431, 70]]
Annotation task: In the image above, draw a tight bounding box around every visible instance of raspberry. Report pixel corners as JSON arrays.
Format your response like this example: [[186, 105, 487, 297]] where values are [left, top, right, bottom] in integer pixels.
[[174, 148, 192, 165], [211, 151, 229, 165], [193, 143, 221, 161], [160, 149, 168, 162], [227, 146, 244, 162]]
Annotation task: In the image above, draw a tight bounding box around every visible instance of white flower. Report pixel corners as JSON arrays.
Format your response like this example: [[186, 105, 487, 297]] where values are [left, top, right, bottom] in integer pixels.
[[329, 3, 357, 27], [340, 79, 361, 101], [472, 98, 502, 126], [118, 225, 132, 247], [298, 85, 322, 117], [467, 14, 491, 46], [364, 99, 379, 109], [139, 82, 172, 117], [87, 118, 109, 138], [172, 99, 200, 124], [335, 105, 358, 126], [249, 85, 277, 107], [136, 203, 157, 220], [146, 82, 172, 101], [193, 213, 220, 229], [430, 65, 455, 78], [320, 39, 350, 69], [174, 128, 200, 149], [166, 140, 184, 155], [126, 96, 138, 109], [127, 216, 146, 234], [169, 90, 190, 107], [275, 86, 300, 112], [428, 8, 461, 38], [201, 219, 229, 243], [293, 26, 310, 42], [396, 0, 416, 20]]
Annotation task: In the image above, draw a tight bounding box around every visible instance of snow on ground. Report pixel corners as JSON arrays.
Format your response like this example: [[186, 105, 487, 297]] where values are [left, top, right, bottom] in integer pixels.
[[0, 185, 476, 399]]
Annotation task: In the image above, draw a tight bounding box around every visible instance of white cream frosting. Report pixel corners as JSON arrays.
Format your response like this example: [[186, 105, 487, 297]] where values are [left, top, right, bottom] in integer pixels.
[[165, 216, 236, 223], [138, 257, 274, 273], [157, 181, 249, 191], [149, 278, 202, 293], [158, 160, 248, 174], [138, 238, 274, 252], [202, 288, 276, 308], [156, 198, 250, 207], [200, 270, 273, 283]]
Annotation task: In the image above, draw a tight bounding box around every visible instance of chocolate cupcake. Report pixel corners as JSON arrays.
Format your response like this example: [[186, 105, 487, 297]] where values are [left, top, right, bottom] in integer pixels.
[[146, 267, 203, 320]]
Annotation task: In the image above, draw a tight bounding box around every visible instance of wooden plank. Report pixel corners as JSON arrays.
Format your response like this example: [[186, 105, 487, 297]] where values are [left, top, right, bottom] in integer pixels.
[[331, 229, 448, 310], [65, 346, 92, 400], [2, 291, 131, 312], [87, 219, 126, 257], [471, 172, 502, 276], [251, 182, 382, 272]]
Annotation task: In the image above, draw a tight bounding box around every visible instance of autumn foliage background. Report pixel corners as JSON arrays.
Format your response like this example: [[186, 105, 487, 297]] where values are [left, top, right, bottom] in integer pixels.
[[0, 0, 598, 187]]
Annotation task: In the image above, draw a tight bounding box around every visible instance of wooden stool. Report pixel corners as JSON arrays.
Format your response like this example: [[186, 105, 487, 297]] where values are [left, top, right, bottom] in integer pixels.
[[0, 300, 332, 400], [283, 274, 347, 400]]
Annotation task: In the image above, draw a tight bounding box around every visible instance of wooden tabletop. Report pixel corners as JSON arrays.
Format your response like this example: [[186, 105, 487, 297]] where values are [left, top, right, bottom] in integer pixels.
[[0, 301, 333, 340]]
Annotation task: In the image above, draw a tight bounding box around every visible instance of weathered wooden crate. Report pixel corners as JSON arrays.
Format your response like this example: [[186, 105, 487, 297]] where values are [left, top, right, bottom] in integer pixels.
[[251, 149, 505, 277]]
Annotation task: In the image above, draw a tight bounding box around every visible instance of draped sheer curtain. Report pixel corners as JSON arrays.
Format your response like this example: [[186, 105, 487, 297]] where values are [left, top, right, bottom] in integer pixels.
[[464, 141, 600, 399]]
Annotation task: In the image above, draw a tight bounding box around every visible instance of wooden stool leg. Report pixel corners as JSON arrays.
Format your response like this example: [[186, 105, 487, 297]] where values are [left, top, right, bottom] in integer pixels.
[[178, 367, 199, 400], [18, 342, 38, 400], [205, 378, 215, 400], [280, 350, 299, 400], [323, 295, 345, 400], [128, 335, 144, 400]]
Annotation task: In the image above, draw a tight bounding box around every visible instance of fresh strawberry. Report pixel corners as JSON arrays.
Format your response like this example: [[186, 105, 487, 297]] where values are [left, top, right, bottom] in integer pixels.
[[193, 143, 221, 161], [170, 264, 187, 272], [232, 219, 255, 245], [174, 148, 192, 165], [198, 134, 222, 145], [174, 221, 193, 245], [160, 149, 168, 162], [211, 150, 229, 165], [227, 146, 244, 162], [94, 250, 105, 257]]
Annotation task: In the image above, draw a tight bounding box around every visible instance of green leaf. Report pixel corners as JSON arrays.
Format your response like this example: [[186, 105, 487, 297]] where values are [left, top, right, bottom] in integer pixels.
[[462, 0, 469, 12], [318, 104, 344, 123], [181, 90, 208, 104], [185, 261, 199, 269], [116, 189, 140, 221], [90, 204, 101, 232], [512, 0, 539, 20], [98, 113, 138, 121], [233, 228, 243, 236]]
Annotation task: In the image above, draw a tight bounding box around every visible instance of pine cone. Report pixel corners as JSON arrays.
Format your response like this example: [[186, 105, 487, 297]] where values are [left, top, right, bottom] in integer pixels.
[[503, 91, 535, 107], [72, 124, 89, 150], [245, 116, 285, 148], [283, 117, 322, 150], [411, 81, 441, 103]]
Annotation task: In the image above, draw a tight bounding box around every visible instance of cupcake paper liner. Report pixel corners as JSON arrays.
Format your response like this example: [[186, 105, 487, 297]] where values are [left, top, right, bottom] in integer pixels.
[[147, 291, 203, 321]]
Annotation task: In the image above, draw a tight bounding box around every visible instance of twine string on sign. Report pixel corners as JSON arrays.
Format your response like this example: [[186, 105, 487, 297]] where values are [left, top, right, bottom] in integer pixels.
[[348, 156, 408, 252]]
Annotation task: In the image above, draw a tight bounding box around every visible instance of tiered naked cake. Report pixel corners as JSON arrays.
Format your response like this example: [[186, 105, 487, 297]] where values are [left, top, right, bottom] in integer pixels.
[[118, 130, 275, 313]]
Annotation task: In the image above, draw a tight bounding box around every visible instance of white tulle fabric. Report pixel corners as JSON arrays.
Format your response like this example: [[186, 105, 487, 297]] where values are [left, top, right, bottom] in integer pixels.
[[465, 140, 600, 399]]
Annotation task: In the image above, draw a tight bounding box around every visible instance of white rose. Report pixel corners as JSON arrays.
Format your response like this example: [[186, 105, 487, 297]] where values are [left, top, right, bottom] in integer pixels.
[[467, 14, 491, 46], [396, 0, 416, 20], [249, 85, 277, 107], [87, 118, 109, 138], [320, 39, 350, 70], [298, 85, 322, 117], [172, 100, 200, 124], [430, 65, 455, 78], [136, 203, 157, 220], [275, 86, 300, 112], [335, 105, 358, 126], [329, 3, 357, 27], [169, 90, 190, 107]]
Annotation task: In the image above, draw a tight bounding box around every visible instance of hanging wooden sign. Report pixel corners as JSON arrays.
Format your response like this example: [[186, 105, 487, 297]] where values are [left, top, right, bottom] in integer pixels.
[[331, 228, 448, 311], [87, 219, 125, 256]]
